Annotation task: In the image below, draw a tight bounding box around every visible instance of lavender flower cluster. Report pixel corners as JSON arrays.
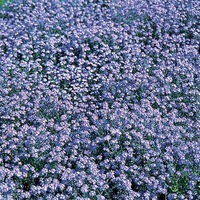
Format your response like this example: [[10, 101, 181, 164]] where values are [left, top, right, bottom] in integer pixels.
[[0, 0, 199, 199]]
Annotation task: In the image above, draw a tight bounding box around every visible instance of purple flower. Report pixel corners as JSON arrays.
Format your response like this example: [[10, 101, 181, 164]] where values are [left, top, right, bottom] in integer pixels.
[[0, 0, 199, 199]]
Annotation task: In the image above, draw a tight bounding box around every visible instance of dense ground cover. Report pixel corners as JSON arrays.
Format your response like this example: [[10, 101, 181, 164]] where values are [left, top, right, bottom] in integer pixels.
[[0, 0, 199, 199]]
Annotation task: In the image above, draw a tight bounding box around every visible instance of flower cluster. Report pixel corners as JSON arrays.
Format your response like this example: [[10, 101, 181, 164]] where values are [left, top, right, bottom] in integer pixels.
[[0, 0, 199, 199]]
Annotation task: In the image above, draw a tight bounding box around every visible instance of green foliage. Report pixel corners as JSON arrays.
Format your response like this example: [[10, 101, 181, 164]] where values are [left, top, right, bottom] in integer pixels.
[[0, 0, 7, 7], [24, 157, 45, 172], [169, 173, 190, 194], [0, 0, 13, 9], [168, 165, 200, 195]]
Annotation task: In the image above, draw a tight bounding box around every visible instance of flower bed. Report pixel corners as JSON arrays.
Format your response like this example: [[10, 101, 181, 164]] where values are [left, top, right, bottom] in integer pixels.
[[0, 0, 199, 199]]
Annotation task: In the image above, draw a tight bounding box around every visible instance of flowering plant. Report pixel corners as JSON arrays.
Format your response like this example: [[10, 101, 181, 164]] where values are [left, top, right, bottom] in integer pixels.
[[0, 0, 199, 199]]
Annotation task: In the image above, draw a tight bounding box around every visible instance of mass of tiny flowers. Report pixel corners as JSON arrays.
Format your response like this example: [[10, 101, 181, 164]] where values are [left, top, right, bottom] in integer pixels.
[[0, 0, 199, 199]]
